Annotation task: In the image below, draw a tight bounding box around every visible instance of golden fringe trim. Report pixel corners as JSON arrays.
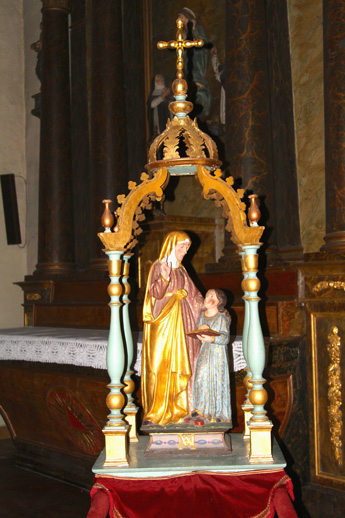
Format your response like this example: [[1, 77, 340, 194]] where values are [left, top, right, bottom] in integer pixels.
[[92, 483, 125, 518], [251, 475, 291, 518], [95, 469, 286, 482]]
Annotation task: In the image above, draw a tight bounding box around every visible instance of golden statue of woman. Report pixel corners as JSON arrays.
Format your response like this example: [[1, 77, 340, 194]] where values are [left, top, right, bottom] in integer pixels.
[[141, 231, 204, 426]]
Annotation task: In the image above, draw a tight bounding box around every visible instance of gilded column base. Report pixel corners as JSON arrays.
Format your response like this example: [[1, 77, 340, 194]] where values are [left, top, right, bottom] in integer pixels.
[[248, 423, 273, 463], [242, 404, 254, 440], [103, 427, 130, 467], [125, 411, 139, 442]]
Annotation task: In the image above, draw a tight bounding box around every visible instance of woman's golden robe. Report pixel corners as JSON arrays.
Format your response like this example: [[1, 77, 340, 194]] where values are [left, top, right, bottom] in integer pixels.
[[141, 262, 203, 425]]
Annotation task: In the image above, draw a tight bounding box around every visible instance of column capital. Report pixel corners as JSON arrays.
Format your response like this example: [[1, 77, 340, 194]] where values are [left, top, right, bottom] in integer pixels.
[[41, 0, 69, 14]]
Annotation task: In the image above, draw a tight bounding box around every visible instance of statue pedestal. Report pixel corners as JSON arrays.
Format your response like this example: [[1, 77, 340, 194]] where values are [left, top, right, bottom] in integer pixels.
[[92, 434, 285, 477]]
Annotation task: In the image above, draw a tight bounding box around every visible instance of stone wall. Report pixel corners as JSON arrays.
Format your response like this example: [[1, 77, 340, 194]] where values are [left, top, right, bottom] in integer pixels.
[[0, 1, 40, 328], [0, 1, 26, 328], [23, 0, 41, 275], [288, 0, 325, 252]]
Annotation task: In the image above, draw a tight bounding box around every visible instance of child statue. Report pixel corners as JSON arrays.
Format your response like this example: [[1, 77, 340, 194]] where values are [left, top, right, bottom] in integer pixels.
[[193, 289, 232, 423], [141, 231, 204, 426]]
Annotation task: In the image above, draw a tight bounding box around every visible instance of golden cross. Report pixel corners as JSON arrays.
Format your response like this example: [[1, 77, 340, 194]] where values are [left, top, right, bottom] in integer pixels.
[[157, 18, 204, 80]]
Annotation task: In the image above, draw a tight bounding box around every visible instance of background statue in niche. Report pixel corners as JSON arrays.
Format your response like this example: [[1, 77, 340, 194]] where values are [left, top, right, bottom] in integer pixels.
[[192, 289, 232, 424], [210, 46, 225, 133], [141, 231, 204, 426], [30, 22, 42, 117], [30, 22, 42, 84], [178, 7, 211, 118], [147, 73, 173, 143]]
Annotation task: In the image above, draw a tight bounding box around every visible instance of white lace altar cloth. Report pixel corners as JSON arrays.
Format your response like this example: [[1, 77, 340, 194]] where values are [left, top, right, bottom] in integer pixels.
[[133, 336, 251, 376], [0, 327, 111, 369], [0, 327, 266, 373]]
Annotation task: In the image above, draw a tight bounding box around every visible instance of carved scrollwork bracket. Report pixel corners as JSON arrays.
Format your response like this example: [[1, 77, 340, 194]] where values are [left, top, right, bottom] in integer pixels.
[[98, 168, 169, 252], [196, 166, 264, 246]]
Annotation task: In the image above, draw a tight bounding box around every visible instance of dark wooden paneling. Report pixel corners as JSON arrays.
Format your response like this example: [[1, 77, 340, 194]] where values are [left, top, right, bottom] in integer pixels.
[[199, 268, 298, 298], [34, 304, 110, 328]]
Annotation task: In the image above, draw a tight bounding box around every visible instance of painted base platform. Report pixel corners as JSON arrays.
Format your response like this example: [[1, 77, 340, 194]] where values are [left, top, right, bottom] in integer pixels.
[[146, 431, 232, 456], [142, 420, 232, 457], [92, 434, 286, 478]]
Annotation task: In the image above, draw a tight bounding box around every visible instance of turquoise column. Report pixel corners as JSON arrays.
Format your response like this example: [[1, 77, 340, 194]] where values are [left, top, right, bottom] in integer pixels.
[[122, 253, 138, 441], [239, 247, 250, 378], [239, 247, 254, 439], [242, 245, 269, 424], [102, 250, 129, 466], [242, 244, 273, 462]]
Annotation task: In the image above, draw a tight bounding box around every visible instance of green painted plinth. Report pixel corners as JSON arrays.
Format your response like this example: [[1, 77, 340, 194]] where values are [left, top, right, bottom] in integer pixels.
[[92, 434, 286, 478]]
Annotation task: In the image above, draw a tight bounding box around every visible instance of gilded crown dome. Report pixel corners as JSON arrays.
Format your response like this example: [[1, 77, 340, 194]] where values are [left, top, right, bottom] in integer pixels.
[[145, 18, 222, 175]]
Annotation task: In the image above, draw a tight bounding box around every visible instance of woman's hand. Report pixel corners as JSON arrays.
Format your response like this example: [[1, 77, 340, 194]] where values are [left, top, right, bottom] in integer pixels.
[[161, 87, 171, 99], [160, 258, 172, 280]]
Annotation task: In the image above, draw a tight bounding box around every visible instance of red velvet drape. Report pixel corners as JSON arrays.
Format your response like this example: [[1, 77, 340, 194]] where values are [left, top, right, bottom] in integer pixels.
[[87, 469, 296, 518]]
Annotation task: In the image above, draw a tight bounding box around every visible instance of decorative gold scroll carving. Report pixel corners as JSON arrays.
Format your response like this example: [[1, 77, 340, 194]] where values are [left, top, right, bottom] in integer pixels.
[[98, 165, 263, 252], [98, 169, 169, 252], [148, 117, 218, 164], [312, 281, 345, 295], [196, 166, 264, 245], [26, 293, 42, 301], [327, 326, 343, 467]]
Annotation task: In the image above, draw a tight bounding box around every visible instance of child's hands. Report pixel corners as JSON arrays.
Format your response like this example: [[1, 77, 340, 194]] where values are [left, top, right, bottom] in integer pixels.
[[196, 324, 214, 342], [198, 334, 214, 342]]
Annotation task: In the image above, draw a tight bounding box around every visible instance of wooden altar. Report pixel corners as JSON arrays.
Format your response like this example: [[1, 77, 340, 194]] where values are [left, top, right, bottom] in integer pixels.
[[0, 326, 296, 487]]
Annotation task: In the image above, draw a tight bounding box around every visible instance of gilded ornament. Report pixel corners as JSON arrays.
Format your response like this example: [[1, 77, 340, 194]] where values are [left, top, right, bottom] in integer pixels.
[[248, 194, 261, 227], [106, 392, 126, 412], [244, 253, 259, 271], [107, 259, 122, 277], [98, 168, 169, 252], [312, 281, 345, 295], [157, 17, 203, 88], [101, 200, 114, 231], [241, 277, 261, 293], [26, 293, 42, 301], [249, 388, 268, 407], [123, 378, 135, 395], [172, 78, 188, 96], [196, 166, 264, 245], [107, 283, 122, 297], [178, 433, 195, 450], [122, 262, 130, 277], [147, 117, 221, 172], [169, 101, 193, 116], [243, 372, 253, 391], [327, 326, 343, 466]]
